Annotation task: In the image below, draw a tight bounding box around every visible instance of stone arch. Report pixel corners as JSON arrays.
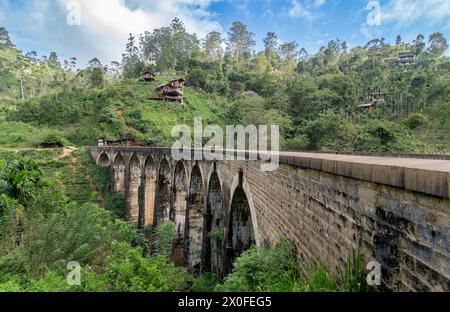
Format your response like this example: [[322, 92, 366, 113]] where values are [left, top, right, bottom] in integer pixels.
[[97, 152, 110, 167], [204, 168, 224, 275], [173, 161, 188, 236], [154, 158, 172, 226], [186, 164, 205, 275], [126, 154, 141, 224], [112, 153, 126, 194], [225, 173, 256, 275], [172, 161, 188, 265], [141, 156, 156, 228]]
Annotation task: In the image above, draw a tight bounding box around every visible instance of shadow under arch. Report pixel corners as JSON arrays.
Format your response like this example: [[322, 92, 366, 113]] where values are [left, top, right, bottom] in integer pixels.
[[186, 163, 205, 275], [154, 158, 172, 227], [224, 174, 256, 275], [97, 152, 110, 167], [172, 161, 188, 265], [112, 153, 126, 194], [203, 167, 225, 276]]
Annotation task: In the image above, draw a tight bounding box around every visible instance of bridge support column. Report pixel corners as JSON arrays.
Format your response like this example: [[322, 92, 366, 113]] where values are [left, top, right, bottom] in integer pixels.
[[126, 155, 141, 224], [143, 173, 156, 228]]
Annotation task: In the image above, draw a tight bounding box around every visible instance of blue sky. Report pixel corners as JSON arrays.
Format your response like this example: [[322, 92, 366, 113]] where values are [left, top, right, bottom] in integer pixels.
[[1, 0, 449, 66]]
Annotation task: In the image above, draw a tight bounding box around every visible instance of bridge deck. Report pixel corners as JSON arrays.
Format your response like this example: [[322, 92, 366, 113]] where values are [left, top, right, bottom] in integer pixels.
[[281, 152, 450, 172], [90, 147, 450, 198], [278, 152, 450, 199]]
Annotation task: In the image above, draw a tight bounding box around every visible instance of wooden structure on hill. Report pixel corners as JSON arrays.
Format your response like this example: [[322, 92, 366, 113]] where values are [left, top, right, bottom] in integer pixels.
[[149, 78, 186, 102], [357, 86, 389, 110], [98, 138, 158, 147], [143, 71, 156, 82], [396, 52, 415, 65], [384, 51, 416, 66]]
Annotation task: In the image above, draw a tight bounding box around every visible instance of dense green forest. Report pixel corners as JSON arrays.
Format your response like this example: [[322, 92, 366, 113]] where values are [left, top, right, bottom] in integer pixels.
[[0, 19, 449, 292], [1, 21, 450, 152]]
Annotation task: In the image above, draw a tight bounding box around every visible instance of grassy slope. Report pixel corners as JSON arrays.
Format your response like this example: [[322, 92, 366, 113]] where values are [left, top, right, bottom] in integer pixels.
[[0, 72, 226, 208], [5, 78, 227, 147], [107, 80, 227, 146], [0, 148, 101, 204]]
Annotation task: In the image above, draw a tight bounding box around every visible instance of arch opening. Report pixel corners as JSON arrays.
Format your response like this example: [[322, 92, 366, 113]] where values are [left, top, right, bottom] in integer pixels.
[[225, 186, 255, 275], [140, 156, 156, 229], [172, 161, 188, 265], [126, 154, 141, 224], [98, 152, 110, 167], [204, 171, 224, 276], [154, 158, 171, 227], [186, 165, 205, 275], [112, 153, 126, 194]]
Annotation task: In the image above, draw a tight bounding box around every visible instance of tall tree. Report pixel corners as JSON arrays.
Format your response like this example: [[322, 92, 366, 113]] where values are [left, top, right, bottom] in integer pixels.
[[121, 33, 144, 78], [428, 32, 448, 56], [280, 41, 299, 61], [227, 21, 255, 63], [48, 52, 61, 69], [263, 32, 278, 59], [412, 34, 425, 56], [141, 18, 199, 71], [203, 31, 224, 61], [0, 26, 14, 47], [88, 57, 103, 68]]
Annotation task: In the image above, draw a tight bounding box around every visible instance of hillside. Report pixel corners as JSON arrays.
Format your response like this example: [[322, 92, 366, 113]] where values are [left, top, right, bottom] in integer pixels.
[[2, 79, 227, 148]]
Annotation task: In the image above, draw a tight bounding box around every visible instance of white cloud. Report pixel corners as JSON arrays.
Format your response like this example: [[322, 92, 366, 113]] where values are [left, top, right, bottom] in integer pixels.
[[288, 0, 312, 19], [0, 0, 222, 66], [360, 0, 450, 40], [227, 0, 250, 10], [313, 0, 326, 7], [381, 0, 450, 26]]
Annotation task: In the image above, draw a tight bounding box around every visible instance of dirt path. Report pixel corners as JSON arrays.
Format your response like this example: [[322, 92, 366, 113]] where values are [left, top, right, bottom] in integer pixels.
[[57, 147, 77, 160]]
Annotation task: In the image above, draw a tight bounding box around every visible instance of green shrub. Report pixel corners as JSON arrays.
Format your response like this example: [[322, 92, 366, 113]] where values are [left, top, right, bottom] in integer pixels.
[[191, 273, 221, 292], [283, 135, 310, 151], [151, 221, 176, 259], [216, 240, 300, 292], [404, 113, 428, 129], [103, 241, 190, 292], [39, 130, 70, 147], [215, 239, 377, 293]]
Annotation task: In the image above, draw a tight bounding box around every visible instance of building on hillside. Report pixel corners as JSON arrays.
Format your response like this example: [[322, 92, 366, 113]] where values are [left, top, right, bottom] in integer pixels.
[[143, 71, 156, 82], [151, 78, 186, 102], [396, 52, 415, 65], [98, 138, 158, 147], [98, 138, 136, 147], [357, 86, 389, 111]]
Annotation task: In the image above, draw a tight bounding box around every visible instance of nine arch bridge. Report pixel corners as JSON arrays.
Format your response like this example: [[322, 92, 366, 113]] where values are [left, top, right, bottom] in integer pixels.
[[89, 146, 450, 291]]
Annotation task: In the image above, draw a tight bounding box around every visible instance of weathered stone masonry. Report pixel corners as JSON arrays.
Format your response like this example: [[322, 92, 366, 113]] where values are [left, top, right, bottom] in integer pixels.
[[89, 147, 450, 291]]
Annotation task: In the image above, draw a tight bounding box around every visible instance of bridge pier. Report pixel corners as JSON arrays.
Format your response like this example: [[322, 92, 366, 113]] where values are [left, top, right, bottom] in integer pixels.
[[126, 155, 141, 223], [142, 157, 156, 228]]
